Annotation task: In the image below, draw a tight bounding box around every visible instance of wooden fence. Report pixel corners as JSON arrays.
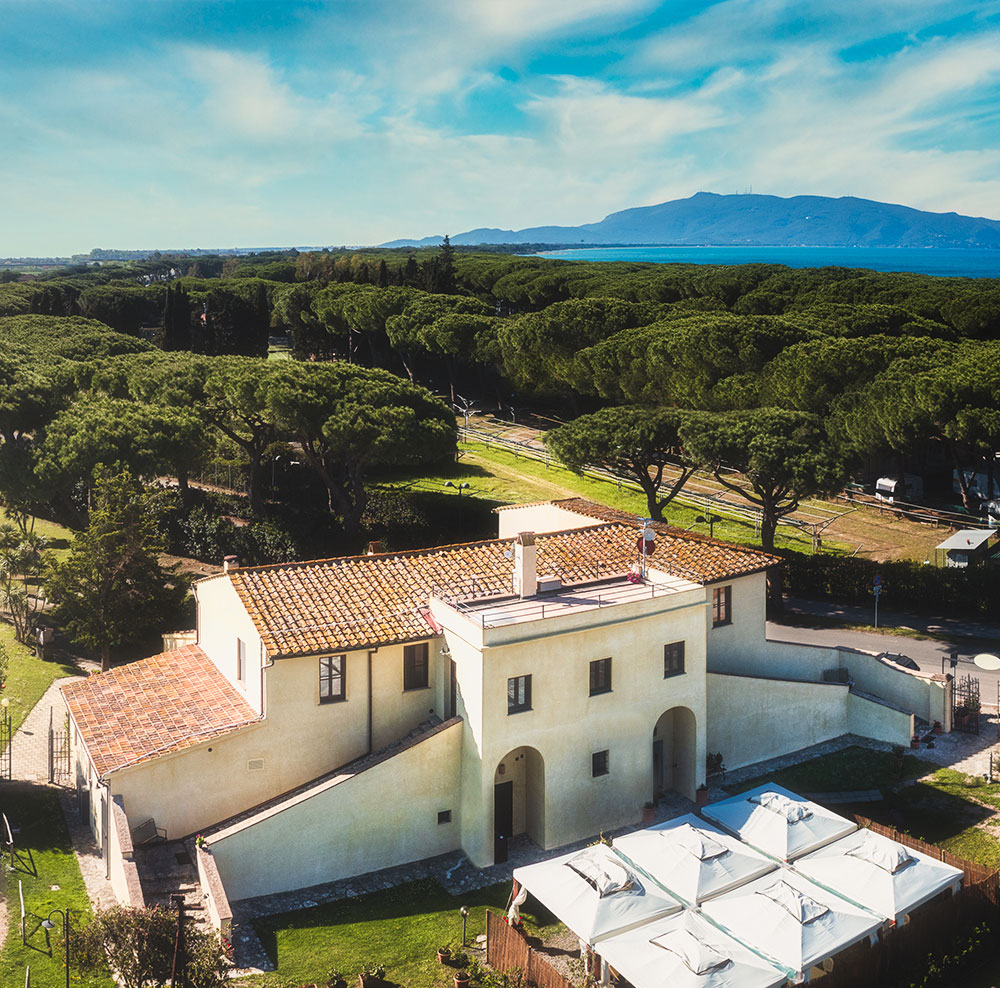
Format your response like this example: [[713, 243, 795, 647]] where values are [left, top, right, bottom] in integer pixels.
[[486, 910, 576, 988], [813, 817, 999, 988]]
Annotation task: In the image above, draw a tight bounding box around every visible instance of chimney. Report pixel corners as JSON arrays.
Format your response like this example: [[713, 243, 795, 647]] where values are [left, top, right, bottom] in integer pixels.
[[513, 532, 537, 598], [223, 555, 239, 573], [367, 540, 382, 555]]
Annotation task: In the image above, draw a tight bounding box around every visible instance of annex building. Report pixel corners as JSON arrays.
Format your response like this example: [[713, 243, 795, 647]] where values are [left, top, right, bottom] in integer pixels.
[[61, 498, 951, 916]]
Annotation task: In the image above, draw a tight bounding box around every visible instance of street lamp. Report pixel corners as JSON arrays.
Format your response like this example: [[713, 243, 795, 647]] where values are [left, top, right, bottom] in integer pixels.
[[459, 905, 470, 947], [696, 513, 722, 538], [41, 907, 70, 988], [445, 481, 471, 497]]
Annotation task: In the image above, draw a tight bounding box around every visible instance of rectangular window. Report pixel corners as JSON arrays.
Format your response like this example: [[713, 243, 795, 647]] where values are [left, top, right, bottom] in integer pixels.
[[236, 639, 246, 682], [437, 810, 452, 825], [319, 654, 346, 704], [712, 585, 732, 627], [592, 750, 609, 777], [664, 641, 685, 678], [589, 657, 612, 696], [507, 674, 532, 714], [403, 642, 429, 691]]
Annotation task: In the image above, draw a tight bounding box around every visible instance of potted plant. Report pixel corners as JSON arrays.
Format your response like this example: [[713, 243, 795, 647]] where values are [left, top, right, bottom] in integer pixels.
[[696, 784, 710, 807], [454, 972, 470, 988], [642, 801, 655, 824], [358, 962, 385, 987], [910, 734, 920, 749], [933, 720, 943, 735], [437, 944, 453, 964]]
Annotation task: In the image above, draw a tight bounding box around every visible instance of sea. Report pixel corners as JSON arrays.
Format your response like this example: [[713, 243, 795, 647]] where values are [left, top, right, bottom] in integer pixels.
[[533, 245, 1000, 279]]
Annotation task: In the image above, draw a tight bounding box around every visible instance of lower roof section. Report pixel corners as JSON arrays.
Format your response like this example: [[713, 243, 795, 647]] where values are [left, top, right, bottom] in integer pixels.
[[62, 644, 259, 777]]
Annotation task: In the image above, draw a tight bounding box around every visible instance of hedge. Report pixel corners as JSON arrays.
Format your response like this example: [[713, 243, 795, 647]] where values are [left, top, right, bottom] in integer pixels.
[[780, 549, 1000, 620]]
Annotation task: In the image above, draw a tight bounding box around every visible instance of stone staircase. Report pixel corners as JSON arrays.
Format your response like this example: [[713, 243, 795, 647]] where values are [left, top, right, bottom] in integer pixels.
[[135, 839, 213, 934]]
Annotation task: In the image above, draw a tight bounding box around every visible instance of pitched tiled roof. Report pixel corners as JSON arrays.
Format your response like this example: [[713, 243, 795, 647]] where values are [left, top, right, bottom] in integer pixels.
[[61, 645, 258, 777], [227, 507, 776, 658]]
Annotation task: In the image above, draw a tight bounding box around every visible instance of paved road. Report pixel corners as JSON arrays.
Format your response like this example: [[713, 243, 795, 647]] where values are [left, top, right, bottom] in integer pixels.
[[771, 597, 1000, 703]]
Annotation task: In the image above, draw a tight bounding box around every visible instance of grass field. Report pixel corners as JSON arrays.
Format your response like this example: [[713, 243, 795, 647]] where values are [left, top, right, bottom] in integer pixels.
[[383, 441, 846, 555], [244, 878, 565, 988], [0, 785, 112, 988]]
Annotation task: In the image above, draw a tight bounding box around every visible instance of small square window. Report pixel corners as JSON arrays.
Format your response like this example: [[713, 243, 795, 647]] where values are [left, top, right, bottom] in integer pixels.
[[592, 750, 609, 777], [712, 585, 732, 627], [403, 642, 429, 691], [589, 657, 612, 696], [319, 654, 346, 703], [437, 810, 452, 825], [664, 641, 685, 678], [508, 674, 532, 714]]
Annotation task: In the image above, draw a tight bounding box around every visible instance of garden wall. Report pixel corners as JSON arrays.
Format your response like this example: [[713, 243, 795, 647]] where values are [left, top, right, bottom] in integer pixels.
[[108, 795, 144, 908]]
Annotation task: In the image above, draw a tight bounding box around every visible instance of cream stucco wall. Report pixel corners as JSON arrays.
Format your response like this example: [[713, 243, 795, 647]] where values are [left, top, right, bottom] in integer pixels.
[[847, 693, 914, 746], [706, 672, 850, 770], [704, 573, 768, 662], [208, 719, 463, 901], [195, 575, 265, 713], [496, 503, 601, 539], [436, 584, 710, 868]]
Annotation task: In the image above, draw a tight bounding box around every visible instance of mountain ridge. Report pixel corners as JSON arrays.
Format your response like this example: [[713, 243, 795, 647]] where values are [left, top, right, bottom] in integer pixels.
[[380, 192, 1000, 250]]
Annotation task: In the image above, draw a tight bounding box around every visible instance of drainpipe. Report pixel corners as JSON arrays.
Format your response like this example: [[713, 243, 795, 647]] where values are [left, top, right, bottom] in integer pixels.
[[367, 649, 378, 755], [259, 642, 273, 718]]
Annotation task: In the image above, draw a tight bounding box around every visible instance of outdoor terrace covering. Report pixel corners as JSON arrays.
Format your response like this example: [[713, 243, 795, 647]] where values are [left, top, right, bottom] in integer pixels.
[[61, 645, 259, 776], [793, 827, 963, 924], [597, 909, 787, 988], [702, 783, 858, 861], [700, 867, 882, 982], [512, 843, 682, 944], [613, 815, 777, 905]]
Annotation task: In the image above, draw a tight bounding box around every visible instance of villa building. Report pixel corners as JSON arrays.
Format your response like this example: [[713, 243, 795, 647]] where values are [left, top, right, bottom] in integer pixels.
[[61, 498, 950, 912]]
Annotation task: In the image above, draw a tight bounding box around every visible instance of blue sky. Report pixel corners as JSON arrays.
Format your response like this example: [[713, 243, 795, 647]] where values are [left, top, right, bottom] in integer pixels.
[[2, 0, 1000, 254]]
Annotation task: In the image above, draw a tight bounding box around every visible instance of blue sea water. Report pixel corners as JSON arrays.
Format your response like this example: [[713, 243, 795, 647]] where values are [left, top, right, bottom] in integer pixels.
[[534, 245, 1000, 279]]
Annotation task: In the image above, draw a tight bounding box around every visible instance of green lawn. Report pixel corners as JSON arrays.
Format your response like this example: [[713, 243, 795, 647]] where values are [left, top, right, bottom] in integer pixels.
[[1, 622, 79, 743], [381, 441, 848, 556], [0, 508, 74, 562], [243, 878, 565, 988], [0, 785, 112, 988], [726, 745, 933, 797]]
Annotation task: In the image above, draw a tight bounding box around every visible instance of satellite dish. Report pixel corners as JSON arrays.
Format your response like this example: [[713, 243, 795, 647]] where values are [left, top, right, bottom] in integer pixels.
[[974, 653, 1000, 671]]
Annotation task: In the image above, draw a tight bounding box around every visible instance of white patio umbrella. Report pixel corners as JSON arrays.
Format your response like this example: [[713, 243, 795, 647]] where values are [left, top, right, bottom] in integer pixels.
[[702, 783, 857, 861], [701, 867, 882, 983], [614, 814, 777, 905], [793, 827, 963, 924], [512, 843, 682, 945], [599, 909, 787, 988]]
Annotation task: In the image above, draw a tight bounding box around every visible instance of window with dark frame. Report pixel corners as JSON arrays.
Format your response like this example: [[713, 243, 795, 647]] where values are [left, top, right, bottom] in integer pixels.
[[664, 641, 685, 678], [589, 657, 612, 696], [319, 654, 346, 703], [507, 674, 532, 714], [592, 750, 609, 777], [712, 585, 732, 627], [403, 642, 429, 691]]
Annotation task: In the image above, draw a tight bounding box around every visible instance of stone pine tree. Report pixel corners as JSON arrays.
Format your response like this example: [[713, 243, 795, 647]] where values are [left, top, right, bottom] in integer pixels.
[[438, 234, 456, 293], [45, 467, 189, 671]]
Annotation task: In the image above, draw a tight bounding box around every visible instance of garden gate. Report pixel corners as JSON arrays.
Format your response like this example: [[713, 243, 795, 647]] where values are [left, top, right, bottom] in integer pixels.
[[47, 707, 70, 785], [0, 703, 11, 780], [952, 673, 981, 734]]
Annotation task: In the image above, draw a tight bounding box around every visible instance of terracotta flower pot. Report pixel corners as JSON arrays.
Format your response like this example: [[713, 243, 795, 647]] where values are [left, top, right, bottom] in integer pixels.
[[910, 736, 920, 749], [696, 788, 710, 807], [437, 949, 452, 964], [455, 974, 470, 988], [642, 805, 655, 824]]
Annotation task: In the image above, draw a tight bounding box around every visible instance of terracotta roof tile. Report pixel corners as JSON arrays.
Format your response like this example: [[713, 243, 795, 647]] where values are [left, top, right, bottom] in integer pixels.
[[61, 645, 258, 777], [228, 502, 776, 658]]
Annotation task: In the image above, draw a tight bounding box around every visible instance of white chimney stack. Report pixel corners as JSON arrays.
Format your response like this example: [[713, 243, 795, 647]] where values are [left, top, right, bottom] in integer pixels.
[[513, 532, 537, 598]]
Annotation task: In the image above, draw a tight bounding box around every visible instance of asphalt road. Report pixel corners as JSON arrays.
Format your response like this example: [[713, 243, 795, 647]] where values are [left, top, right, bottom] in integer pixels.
[[769, 598, 1000, 704]]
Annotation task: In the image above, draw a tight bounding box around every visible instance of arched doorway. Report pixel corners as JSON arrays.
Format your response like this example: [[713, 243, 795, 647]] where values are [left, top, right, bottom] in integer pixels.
[[652, 707, 697, 802], [493, 746, 545, 864]]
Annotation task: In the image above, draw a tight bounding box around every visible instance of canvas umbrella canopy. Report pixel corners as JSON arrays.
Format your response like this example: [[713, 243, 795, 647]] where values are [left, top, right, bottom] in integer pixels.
[[793, 827, 963, 924], [598, 909, 787, 988], [702, 783, 857, 861], [701, 867, 882, 983], [512, 843, 682, 945], [614, 815, 777, 905]]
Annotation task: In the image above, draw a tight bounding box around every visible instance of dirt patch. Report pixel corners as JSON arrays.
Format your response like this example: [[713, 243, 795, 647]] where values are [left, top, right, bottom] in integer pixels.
[[821, 503, 946, 562]]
